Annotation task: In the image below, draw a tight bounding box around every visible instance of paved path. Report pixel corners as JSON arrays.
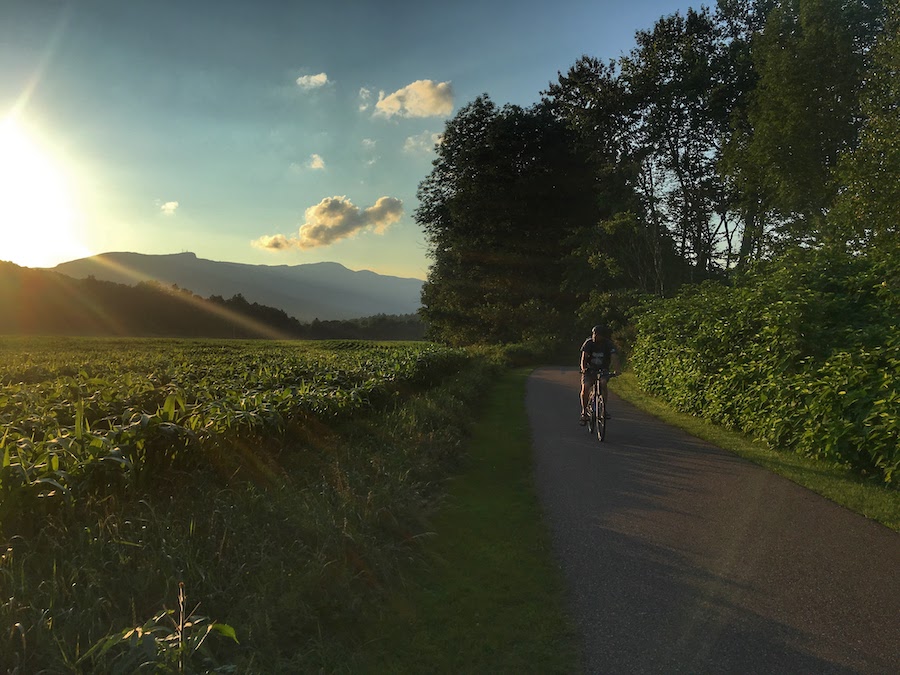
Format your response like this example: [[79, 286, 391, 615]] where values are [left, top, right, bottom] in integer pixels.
[[527, 367, 900, 675]]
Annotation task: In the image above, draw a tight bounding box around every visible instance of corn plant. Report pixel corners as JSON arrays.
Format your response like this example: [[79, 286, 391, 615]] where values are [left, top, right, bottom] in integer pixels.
[[79, 582, 238, 674], [0, 338, 469, 535]]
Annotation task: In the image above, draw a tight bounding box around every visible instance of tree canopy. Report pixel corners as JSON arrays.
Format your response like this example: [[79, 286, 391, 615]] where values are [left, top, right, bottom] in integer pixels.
[[416, 0, 894, 345], [417, 96, 599, 345]]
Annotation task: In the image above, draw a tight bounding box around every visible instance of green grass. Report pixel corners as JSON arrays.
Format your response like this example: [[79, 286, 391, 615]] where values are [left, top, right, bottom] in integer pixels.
[[614, 372, 900, 532], [350, 368, 580, 673]]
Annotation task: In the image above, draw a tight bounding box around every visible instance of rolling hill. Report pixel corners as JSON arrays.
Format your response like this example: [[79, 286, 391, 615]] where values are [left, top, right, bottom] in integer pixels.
[[51, 252, 423, 322]]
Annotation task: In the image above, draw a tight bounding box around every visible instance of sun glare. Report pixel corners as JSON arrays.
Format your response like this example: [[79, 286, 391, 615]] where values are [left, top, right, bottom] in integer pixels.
[[0, 117, 89, 268]]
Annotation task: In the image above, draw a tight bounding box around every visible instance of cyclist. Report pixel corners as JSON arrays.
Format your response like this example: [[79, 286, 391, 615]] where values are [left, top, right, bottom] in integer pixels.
[[580, 324, 620, 424]]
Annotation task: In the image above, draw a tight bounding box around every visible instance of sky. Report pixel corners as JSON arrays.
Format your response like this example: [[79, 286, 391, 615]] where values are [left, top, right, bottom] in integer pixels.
[[1, 0, 696, 280]]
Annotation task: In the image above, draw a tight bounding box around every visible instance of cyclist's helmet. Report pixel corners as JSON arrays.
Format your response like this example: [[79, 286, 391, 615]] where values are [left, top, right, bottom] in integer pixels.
[[592, 324, 610, 337]]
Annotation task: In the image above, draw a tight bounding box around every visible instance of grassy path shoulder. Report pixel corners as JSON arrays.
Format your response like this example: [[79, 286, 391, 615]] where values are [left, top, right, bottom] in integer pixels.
[[350, 368, 579, 673], [614, 372, 900, 532]]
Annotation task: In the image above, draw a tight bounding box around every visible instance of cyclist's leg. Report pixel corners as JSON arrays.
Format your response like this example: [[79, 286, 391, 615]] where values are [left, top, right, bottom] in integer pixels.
[[580, 371, 590, 423]]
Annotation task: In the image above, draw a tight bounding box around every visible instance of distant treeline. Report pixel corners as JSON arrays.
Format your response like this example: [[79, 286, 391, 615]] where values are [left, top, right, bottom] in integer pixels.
[[0, 262, 424, 340]]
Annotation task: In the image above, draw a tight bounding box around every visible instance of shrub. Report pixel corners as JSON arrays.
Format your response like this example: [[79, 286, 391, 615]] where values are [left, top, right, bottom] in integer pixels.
[[631, 248, 899, 485]]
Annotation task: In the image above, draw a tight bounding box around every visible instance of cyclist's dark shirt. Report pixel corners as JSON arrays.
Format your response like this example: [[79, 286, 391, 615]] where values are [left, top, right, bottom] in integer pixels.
[[581, 337, 617, 372]]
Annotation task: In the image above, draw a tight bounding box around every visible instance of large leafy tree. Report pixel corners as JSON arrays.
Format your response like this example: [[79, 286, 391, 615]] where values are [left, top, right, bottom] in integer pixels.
[[830, 0, 899, 248], [542, 56, 679, 297], [417, 96, 598, 345], [730, 0, 884, 243], [417, 0, 893, 347], [618, 7, 736, 277], [715, 0, 778, 266]]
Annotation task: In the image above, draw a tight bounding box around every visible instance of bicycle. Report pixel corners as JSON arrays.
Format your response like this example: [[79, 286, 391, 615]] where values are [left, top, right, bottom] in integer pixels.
[[586, 370, 618, 442]]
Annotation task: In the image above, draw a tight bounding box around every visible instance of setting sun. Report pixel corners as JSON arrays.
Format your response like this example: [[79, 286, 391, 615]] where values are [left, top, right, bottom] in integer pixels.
[[0, 117, 89, 268]]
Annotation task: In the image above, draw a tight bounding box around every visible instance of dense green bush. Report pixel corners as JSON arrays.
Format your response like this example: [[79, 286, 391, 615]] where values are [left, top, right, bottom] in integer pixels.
[[631, 247, 899, 485]]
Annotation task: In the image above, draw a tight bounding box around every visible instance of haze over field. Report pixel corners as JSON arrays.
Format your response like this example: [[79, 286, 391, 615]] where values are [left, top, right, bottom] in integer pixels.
[[1, 0, 692, 278]]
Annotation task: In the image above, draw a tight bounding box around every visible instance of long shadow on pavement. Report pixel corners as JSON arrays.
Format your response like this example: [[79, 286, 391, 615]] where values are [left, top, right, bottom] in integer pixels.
[[528, 367, 899, 674]]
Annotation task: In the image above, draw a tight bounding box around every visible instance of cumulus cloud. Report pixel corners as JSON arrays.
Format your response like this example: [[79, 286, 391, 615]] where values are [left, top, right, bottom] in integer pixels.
[[404, 131, 444, 154], [296, 72, 328, 89], [160, 201, 179, 216], [252, 195, 403, 251], [361, 138, 378, 166], [308, 153, 325, 170], [358, 87, 373, 112], [252, 234, 292, 250], [375, 80, 453, 118]]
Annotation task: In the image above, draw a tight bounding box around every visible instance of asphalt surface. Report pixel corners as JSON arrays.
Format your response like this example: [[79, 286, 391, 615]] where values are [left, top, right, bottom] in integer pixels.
[[527, 367, 900, 675]]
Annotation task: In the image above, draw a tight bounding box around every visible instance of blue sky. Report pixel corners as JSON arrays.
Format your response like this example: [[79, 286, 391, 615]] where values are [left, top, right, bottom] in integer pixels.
[[1, 0, 695, 279]]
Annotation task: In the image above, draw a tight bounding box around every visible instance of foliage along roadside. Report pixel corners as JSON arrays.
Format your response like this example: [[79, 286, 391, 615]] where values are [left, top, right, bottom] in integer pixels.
[[629, 247, 899, 487], [0, 338, 486, 672], [614, 372, 900, 532]]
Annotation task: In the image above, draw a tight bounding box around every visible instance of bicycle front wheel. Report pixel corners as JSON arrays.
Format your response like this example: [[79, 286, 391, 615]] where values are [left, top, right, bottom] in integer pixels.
[[587, 393, 596, 433], [596, 395, 606, 442]]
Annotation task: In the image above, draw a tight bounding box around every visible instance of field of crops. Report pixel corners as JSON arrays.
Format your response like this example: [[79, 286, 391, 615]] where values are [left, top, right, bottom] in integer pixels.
[[1, 336, 482, 671], [0, 337, 467, 527]]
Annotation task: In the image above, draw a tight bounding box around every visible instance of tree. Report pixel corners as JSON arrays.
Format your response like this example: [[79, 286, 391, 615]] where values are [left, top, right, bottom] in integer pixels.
[[417, 96, 598, 345], [543, 57, 673, 296], [715, 0, 778, 266], [829, 0, 899, 248], [541, 56, 634, 197], [731, 0, 884, 243], [618, 8, 737, 277]]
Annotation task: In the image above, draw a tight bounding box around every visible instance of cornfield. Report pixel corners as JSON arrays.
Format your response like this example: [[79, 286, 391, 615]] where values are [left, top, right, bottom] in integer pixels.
[[0, 337, 468, 532]]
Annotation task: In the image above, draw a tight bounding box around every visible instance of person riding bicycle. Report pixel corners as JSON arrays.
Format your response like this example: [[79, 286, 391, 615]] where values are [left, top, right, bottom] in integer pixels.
[[580, 324, 620, 425]]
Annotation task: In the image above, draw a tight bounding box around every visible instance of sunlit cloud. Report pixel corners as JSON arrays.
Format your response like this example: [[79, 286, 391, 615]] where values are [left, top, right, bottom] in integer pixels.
[[160, 200, 179, 216], [358, 87, 373, 112], [253, 234, 293, 250], [361, 138, 378, 166], [404, 131, 444, 154], [287, 155, 325, 173], [375, 80, 453, 118], [296, 72, 328, 89], [252, 195, 403, 251]]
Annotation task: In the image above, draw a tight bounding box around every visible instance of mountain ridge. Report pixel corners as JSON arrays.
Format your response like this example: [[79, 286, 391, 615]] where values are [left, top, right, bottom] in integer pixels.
[[50, 252, 424, 322]]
